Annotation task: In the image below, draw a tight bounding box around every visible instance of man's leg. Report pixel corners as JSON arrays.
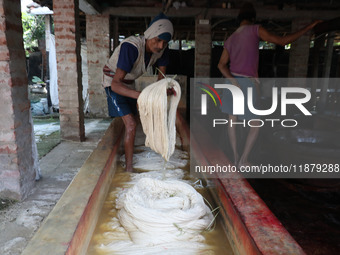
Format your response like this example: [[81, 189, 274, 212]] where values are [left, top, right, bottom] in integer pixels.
[[228, 115, 239, 165], [122, 113, 137, 172]]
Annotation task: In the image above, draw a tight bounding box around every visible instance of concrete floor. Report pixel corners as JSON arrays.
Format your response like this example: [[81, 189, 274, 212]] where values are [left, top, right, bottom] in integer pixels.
[[0, 119, 111, 255]]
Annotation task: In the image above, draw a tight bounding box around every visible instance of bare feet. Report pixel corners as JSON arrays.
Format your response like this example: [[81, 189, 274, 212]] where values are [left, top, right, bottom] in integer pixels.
[[125, 167, 134, 172], [125, 163, 134, 172]]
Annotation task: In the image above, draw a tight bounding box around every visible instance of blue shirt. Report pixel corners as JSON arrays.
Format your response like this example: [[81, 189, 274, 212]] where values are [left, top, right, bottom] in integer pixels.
[[117, 42, 169, 73]]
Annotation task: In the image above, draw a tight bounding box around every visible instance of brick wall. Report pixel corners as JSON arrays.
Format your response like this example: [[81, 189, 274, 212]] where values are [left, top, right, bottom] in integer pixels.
[[53, 0, 85, 141], [0, 0, 36, 200], [288, 18, 312, 79], [195, 16, 212, 77], [86, 15, 110, 117]]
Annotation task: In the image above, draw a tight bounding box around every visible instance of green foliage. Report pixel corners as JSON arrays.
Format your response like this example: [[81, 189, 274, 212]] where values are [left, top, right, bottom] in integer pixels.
[[22, 12, 45, 56], [32, 75, 45, 84], [36, 130, 60, 159]]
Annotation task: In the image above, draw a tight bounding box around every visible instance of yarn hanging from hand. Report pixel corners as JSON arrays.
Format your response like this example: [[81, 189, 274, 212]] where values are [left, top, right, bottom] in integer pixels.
[[137, 78, 181, 161]]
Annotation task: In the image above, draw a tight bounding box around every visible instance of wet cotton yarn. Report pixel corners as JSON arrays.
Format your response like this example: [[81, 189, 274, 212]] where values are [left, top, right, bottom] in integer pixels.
[[96, 177, 214, 254], [120, 146, 188, 171], [116, 177, 213, 245], [137, 78, 181, 161]]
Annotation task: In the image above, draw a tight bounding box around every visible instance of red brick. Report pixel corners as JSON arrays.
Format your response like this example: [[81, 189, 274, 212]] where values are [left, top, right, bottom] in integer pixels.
[[0, 50, 10, 60], [0, 146, 17, 154]]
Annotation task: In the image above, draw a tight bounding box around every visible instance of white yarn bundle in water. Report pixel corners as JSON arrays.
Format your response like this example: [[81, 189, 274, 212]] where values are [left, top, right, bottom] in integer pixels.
[[120, 146, 188, 171], [130, 169, 185, 183], [116, 177, 213, 246], [137, 78, 181, 161], [96, 170, 215, 254]]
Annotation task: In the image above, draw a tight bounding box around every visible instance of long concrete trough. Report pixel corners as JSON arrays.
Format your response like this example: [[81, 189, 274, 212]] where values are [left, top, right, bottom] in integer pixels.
[[22, 119, 125, 255], [22, 113, 306, 255]]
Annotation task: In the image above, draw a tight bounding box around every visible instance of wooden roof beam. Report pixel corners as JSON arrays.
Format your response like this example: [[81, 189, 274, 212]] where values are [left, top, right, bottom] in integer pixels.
[[103, 7, 339, 20], [79, 0, 101, 15]]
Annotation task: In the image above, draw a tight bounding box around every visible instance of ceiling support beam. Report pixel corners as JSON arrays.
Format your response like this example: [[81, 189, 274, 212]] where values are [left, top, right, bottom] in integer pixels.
[[79, 0, 101, 14], [104, 7, 339, 20]]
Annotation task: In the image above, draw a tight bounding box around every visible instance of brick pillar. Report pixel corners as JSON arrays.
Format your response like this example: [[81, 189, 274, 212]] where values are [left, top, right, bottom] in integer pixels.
[[288, 18, 312, 79], [195, 15, 211, 77], [0, 0, 36, 200], [86, 15, 110, 117], [53, 0, 85, 141]]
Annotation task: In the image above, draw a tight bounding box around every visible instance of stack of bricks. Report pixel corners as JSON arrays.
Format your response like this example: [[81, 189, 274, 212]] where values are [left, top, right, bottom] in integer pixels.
[[53, 0, 85, 141], [86, 15, 110, 117], [0, 1, 36, 200]]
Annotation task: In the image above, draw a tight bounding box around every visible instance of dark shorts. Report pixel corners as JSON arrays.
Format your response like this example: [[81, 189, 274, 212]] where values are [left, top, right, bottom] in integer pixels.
[[220, 76, 260, 120], [105, 87, 137, 117]]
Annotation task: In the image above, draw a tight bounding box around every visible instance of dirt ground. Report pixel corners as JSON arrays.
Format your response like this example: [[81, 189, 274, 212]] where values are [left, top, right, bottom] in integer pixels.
[[0, 119, 111, 255]]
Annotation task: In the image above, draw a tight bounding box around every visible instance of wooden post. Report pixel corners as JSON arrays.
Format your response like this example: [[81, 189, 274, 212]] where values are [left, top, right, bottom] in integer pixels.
[[319, 32, 335, 112], [310, 35, 324, 110], [114, 17, 119, 50]]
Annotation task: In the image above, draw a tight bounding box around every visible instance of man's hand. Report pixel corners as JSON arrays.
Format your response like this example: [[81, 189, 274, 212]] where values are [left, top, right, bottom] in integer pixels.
[[167, 87, 177, 96], [308, 20, 323, 30]]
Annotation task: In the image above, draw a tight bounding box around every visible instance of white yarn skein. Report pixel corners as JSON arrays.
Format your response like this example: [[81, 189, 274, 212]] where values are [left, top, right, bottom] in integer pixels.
[[96, 170, 216, 254], [137, 78, 181, 161], [116, 178, 213, 246]]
